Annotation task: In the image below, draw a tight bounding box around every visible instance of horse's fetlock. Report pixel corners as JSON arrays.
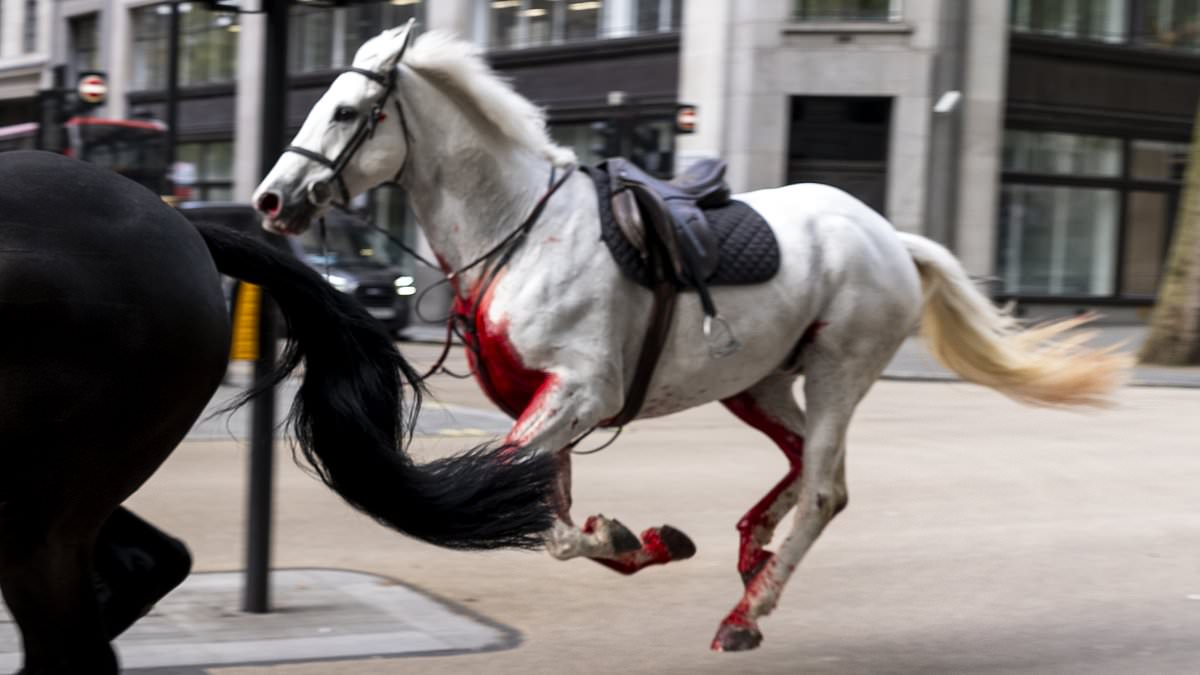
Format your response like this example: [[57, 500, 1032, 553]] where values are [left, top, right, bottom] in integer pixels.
[[814, 489, 847, 519]]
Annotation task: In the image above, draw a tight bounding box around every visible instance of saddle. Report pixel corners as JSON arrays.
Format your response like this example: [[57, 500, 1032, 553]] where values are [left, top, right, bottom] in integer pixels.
[[582, 158, 781, 427], [607, 157, 730, 287]]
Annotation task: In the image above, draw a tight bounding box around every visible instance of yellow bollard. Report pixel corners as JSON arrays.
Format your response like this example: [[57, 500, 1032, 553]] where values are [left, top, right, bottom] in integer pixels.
[[230, 282, 261, 361]]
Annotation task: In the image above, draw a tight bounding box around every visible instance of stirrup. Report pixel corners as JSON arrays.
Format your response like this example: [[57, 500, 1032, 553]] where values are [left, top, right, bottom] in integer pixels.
[[703, 314, 741, 359]]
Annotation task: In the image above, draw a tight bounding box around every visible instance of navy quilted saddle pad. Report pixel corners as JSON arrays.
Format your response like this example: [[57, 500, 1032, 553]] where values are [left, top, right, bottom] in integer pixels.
[[581, 164, 781, 289]]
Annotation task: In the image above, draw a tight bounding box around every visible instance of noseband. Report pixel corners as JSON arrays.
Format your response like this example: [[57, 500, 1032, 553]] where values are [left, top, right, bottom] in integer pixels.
[[283, 66, 412, 207]]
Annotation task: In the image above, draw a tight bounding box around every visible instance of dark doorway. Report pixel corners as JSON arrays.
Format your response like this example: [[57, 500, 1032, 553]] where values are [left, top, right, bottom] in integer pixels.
[[787, 96, 892, 214]]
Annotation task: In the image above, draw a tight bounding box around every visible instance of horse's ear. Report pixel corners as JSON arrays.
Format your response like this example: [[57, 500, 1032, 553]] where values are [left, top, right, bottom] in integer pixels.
[[383, 19, 417, 73]]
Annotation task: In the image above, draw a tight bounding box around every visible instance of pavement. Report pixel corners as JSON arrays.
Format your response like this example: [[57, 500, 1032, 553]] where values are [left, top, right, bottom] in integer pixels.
[[4, 339, 1199, 674]]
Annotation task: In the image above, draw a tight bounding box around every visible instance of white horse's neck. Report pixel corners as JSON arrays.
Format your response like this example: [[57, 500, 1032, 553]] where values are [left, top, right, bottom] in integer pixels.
[[395, 69, 556, 290]]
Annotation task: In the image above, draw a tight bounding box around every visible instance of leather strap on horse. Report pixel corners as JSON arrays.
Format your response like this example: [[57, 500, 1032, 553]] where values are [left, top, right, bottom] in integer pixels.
[[608, 278, 677, 427]]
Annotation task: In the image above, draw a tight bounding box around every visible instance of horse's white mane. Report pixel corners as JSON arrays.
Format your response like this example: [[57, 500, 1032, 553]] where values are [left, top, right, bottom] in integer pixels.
[[402, 31, 576, 166]]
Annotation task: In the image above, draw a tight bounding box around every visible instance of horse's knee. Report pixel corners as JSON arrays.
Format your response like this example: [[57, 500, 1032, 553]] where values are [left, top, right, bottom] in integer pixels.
[[814, 487, 848, 521]]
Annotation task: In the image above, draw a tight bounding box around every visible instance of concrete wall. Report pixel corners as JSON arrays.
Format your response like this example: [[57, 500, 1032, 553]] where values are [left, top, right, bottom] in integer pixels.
[[953, 0, 1009, 276], [0, 0, 50, 102], [678, 0, 944, 234]]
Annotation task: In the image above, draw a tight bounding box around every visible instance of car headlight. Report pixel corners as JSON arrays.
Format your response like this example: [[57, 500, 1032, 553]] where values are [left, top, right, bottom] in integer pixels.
[[396, 286, 416, 296], [395, 276, 415, 296], [325, 273, 357, 293]]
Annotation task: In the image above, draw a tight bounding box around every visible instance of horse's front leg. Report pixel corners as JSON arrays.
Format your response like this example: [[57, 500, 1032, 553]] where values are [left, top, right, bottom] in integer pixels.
[[509, 378, 695, 573]]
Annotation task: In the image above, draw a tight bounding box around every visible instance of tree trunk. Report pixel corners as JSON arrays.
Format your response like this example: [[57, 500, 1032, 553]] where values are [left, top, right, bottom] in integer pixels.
[[1140, 105, 1200, 366]]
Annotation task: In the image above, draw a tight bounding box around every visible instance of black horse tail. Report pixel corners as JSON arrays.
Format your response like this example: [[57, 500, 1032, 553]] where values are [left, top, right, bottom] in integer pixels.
[[193, 222, 556, 550]]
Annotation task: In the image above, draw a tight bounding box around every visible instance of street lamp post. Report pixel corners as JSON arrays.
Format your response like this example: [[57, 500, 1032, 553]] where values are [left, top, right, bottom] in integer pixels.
[[242, 0, 290, 615]]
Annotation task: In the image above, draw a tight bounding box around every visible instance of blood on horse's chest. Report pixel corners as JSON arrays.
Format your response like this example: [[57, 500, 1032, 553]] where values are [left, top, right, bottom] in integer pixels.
[[454, 291, 551, 420]]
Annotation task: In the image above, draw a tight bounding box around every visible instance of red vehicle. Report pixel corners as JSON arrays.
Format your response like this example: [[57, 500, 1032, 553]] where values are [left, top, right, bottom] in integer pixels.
[[0, 116, 169, 195]]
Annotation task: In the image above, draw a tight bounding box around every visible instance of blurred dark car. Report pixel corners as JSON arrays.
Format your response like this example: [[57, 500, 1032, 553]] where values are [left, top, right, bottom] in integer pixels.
[[176, 202, 414, 335]]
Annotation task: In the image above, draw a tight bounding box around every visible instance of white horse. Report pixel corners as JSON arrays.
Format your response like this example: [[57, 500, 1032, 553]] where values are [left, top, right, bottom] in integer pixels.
[[252, 24, 1130, 651]]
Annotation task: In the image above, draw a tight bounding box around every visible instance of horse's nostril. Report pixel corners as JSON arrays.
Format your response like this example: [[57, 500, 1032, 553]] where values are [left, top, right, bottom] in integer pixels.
[[256, 192, 282, 217]]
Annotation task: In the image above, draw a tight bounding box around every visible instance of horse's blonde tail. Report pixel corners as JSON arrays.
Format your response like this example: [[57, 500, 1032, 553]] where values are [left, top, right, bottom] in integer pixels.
[[898, 232, 1132, 407]]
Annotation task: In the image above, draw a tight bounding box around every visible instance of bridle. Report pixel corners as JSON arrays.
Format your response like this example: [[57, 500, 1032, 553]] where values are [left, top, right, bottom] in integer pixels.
[[283, 65, 412, 208]]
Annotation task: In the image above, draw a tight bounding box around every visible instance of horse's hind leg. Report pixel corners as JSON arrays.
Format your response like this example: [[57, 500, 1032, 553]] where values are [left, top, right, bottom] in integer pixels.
[[720, 373, 806, 585], [712, 343, 894, 652], [0, 522, 117, 674], [94, 507, 193, 639]]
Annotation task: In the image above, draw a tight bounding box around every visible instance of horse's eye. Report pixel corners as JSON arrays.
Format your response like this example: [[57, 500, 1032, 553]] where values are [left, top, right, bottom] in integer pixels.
[[333, 106, 358, 123]]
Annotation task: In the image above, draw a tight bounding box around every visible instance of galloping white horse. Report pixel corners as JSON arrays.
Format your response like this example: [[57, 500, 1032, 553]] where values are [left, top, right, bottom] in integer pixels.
[[253, 24, 1130, 651]]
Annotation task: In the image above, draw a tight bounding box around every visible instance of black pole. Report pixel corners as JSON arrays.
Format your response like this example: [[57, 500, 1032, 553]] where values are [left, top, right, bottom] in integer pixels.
[[243, 0, 289, 615], [165, 1, 181, 197]]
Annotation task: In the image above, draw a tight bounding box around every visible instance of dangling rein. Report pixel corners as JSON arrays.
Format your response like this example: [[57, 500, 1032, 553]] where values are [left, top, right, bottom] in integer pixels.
[[347, 163, 576, 383]]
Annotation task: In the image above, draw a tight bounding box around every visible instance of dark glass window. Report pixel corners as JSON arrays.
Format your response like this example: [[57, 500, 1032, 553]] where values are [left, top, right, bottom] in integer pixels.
[[69, 14, 100, 76], [23, 0, 38, 52], [287, 1, 423, 74], [130, 4, 239, 90], [787, 96, 892, 214], [1010, 0, 1129, 43], [485, 0, 676, 49], [289, 5, 336, 73], [999, 130, 1187, 300], [637, 0, 683, 32], [1132, 0, 1200, 51], [176, 140, 234, 202], [794, 0, 901, 22]]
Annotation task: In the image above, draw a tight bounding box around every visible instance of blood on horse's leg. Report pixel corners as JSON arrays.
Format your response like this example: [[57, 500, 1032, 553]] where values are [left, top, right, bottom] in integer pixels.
[[506, 380, 695, 571], [721, 387, 805, 585], [713, 351, 870, 652], [587, 523, 696, 575]]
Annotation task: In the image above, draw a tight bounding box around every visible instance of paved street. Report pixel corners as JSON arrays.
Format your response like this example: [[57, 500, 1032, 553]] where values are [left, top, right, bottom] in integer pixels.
[[89, 343, 1200, 672]]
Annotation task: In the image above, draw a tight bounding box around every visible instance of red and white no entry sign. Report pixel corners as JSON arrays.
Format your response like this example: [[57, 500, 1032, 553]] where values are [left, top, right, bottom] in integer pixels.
[[675, 104, 697, 134], [78, 74, 108, 105]]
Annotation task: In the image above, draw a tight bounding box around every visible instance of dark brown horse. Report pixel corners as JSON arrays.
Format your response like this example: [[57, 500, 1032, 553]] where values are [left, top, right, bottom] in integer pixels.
[[0, 151, 556, 674]]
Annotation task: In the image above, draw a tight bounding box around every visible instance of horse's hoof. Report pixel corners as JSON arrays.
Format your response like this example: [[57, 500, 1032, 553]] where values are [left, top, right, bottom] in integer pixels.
[[608, 519, 643, 554], [711, 622, 763, 652], [584, 515, 642, 554], [657, 525, 697, 561]]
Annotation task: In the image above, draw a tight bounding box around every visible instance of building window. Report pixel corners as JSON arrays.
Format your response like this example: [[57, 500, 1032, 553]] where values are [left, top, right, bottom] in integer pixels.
[[176, 140, 234, 201], [999, 184, 1120, 296], [483, 0, 680, 50], [1012, 0, 1200, 51], [1132, 0, 1200, 50], [288, 1, 423, 75], [289, 4, 337, 73], [787, 96, 892, 215], [1003, 129, 1122, 177], [794, 0, 903, 22], [69, 14, 101, 77], [130, 4, 239, 91], [998, 130, 1188, 300], [1010, 0, 1128, 43], [23, 0, 38, 52]]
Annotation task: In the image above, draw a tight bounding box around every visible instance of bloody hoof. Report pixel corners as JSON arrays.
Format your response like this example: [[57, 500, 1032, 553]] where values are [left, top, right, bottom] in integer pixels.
[[711, 622, 763, 652], [608, 519, 643, 555], [582, 515, 642, 555], [657, 525, 697, 561]]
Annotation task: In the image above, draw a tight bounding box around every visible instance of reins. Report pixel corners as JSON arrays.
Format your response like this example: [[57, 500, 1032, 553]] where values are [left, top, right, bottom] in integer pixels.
[[324, 164, 577, 384], [290, 50, 618, 453]]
